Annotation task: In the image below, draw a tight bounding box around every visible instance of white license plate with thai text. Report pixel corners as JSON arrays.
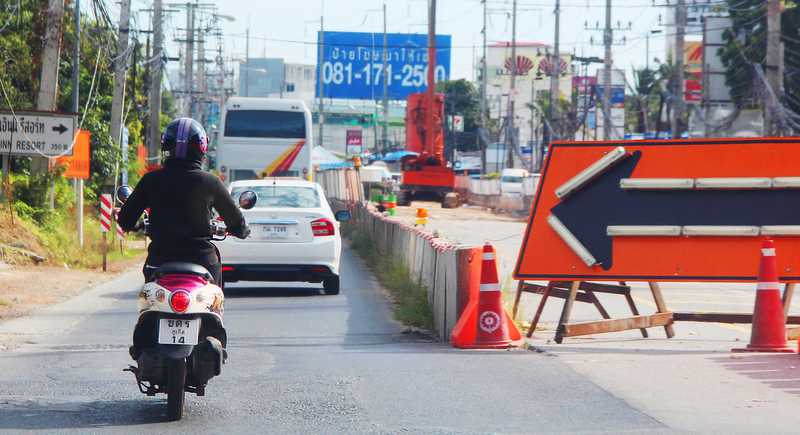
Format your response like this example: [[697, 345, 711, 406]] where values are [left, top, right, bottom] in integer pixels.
[[261, 225, 288, 239], [158, 318, 200, 345]]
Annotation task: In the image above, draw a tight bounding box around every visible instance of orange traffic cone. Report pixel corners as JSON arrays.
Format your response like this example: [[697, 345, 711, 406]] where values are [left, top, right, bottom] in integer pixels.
[[454, 244, 521, 349], [733, 238, 794, 353]]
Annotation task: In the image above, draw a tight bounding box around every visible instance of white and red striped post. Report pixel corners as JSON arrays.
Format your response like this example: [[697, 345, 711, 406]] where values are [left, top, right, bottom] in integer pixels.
[[114, 209, 125, 254], [100, 194, 111, 271]]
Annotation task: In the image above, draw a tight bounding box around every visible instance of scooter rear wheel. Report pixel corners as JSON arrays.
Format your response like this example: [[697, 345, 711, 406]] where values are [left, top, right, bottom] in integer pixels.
[[166, 358, 186, 421]]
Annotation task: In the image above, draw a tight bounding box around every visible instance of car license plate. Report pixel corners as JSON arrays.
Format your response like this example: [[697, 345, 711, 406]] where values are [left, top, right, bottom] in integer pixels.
[[261, 225, 288, 239], [158, 318, 200, 345]]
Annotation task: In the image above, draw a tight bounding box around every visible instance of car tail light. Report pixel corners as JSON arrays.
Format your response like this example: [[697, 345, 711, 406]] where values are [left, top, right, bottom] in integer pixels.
[[170, 290, 191, 313], [221, 266, 233, 271], [311, 217, 335, 236]]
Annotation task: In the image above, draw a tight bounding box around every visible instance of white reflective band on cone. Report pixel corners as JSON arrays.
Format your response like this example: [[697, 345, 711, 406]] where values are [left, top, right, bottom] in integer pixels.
[[480, 283, 501, 292], [482, 252, 495, 261], [757, 282, 781, 290], [762, 248, 776, 257]]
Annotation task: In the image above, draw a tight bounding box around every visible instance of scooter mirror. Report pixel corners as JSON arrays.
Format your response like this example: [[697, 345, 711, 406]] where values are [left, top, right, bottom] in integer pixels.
[[116, 185, 133, 204], [238, 190, 257, 210]]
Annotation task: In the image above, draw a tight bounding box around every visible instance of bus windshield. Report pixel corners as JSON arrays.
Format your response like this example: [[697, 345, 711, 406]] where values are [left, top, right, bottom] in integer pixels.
[[224, 110, 306, 138]]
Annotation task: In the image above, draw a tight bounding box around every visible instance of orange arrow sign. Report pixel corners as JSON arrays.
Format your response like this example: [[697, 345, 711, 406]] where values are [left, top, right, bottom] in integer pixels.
[[514, 138, 800, 282]]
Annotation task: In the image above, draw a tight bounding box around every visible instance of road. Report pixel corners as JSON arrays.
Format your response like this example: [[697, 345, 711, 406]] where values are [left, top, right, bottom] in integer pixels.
[[0, 245, 663, 434], [2, 203, 800, 433], [395, 201, 800, 433]]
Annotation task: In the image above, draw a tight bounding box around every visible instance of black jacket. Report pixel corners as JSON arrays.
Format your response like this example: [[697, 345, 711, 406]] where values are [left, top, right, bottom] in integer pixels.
[[117, 159, 248, 267]]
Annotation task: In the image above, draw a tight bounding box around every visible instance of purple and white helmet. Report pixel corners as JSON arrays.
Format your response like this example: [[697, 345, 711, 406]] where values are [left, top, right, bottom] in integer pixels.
[[161, 117, 208, 162]]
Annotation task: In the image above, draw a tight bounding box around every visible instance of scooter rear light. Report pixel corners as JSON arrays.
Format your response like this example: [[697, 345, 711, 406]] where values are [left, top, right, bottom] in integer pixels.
[[170, 290, 192, 313], [311, 217, 335, 236]]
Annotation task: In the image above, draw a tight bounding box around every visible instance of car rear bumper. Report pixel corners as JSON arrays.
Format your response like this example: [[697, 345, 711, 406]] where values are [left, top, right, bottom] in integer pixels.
[[221, 264, 336, 283]]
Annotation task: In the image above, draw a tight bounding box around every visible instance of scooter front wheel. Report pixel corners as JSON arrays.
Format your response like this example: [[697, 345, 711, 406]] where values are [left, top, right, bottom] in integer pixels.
[[166, 358, 186, 421]]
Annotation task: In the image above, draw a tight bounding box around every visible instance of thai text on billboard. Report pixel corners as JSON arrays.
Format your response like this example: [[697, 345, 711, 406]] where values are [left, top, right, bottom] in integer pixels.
[[317, 31, 451, 100]]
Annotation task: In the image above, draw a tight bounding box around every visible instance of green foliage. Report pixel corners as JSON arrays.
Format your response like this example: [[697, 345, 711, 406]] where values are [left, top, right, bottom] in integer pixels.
[[0, 1, 177, 205], [436, 79, 481, 132], [719, 0, 800, 111], [2, 171, 144, 269], [346, 227, 435, 331], [626, 66, 665, 133], [525, 90, 573, 126]]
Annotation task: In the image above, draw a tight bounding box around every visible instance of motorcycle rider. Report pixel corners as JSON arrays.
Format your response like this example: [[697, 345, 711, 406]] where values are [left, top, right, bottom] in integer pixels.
[[117, 117, 250, 285]]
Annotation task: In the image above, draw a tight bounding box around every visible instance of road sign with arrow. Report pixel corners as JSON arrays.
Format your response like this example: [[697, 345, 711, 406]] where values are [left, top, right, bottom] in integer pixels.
[[514, 138, 800, 282], [0, 110, 77, 157]]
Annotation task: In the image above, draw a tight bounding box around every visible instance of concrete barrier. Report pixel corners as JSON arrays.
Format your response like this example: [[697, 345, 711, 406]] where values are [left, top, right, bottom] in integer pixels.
[[318, 167, 527, 340]]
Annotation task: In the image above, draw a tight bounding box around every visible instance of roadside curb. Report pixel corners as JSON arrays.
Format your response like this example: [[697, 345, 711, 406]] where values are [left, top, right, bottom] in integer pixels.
[[0, 266, 143, 352]]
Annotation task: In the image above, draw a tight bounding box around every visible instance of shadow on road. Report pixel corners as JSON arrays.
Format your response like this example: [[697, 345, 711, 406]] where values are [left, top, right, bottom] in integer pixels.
[[0, 398, 184, 429], [223, 286, 324, 298], [710, 353, 800, 396]]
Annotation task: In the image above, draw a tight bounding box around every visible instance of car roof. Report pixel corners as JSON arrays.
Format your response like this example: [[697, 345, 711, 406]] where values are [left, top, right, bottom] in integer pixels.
[[229, 179, 320, 189]]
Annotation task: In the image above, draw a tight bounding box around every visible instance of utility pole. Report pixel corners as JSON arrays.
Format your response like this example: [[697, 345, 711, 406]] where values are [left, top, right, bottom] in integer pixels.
[[671, 0, 685, 139], [382, 3, 388, 154], [150, 0, 163, 165], [480, 0, 488, 175], [197, 23, 206, 124], [318, 15, 324, 147], [550, 0, 560, 142], [184, 2, 195, 117], [506, 0, 516, 170], [110, 0, 131, 190], [72, 0, 83, 245], [702, 20, 710, 138], [765, 0, 782, 136], [244, 27, 250, 97], [32, 0, 65, 175], [603, 0, 612, 141]]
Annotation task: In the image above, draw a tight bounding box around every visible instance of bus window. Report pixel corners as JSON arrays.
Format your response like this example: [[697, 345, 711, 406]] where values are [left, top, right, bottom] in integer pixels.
[[224, 110, 306, 138]]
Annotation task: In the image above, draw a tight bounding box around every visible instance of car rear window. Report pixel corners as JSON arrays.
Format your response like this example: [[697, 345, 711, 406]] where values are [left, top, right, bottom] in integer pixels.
[[231, 186, 320, 208]]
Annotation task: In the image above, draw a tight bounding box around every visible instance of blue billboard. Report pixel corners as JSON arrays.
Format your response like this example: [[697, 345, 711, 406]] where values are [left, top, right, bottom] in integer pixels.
[[317, 31, 451, 100]]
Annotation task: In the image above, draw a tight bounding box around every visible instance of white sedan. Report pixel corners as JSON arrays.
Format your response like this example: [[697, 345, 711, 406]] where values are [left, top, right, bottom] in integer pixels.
[[215, 179, 350, 295]]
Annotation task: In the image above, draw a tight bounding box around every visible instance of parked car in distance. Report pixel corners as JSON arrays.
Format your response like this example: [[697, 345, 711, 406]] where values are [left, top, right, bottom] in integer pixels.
[[215, 179, 350, 295], [499, 168, 530, 195]]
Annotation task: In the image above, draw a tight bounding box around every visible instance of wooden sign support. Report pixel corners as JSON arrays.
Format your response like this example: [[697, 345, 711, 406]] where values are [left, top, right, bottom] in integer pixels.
[[513, 281, 800, 343], [513, 280, 675, 343]]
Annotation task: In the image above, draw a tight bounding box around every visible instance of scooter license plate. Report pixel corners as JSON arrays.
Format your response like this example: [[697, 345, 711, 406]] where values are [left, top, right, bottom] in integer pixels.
[[158, 318, 201, 345]]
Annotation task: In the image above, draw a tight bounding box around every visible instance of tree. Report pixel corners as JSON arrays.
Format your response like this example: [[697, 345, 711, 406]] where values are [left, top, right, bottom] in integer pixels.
[[626, 65, 663, 133], [0, 1, 173, 209], [436, 79, 482, 153], [717, 0, 800, 113]]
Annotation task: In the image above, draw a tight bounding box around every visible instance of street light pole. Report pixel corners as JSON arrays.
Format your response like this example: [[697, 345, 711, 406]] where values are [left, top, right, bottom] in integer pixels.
[[245, 27, 249, 97], [646, 30, 662, 71], [318, 14, 324, 148], [507, 0, 516, 170], [382, 3, 388, 155]]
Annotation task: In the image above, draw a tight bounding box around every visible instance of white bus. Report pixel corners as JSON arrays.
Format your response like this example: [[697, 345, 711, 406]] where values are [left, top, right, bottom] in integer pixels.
[[216, 97, 313, 185]]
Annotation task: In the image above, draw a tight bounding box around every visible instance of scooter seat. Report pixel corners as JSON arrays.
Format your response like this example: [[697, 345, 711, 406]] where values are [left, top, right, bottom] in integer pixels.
[[153, 262, 214, 282]]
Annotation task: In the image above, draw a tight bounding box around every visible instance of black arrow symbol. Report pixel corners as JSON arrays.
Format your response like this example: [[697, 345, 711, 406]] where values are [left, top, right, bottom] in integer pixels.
[[52, 124, 68, 134], [550, 150, 800, 271]]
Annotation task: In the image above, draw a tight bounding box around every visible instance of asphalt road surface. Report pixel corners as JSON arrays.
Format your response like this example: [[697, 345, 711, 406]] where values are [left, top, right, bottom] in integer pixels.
[[3, 203, 800, 433], [0, 245, 667, 434]]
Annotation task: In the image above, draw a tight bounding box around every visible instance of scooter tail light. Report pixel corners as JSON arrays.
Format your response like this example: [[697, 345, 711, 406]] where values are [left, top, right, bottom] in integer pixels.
[[170, 290, 192, 313], [311, 217, 335, 236]]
